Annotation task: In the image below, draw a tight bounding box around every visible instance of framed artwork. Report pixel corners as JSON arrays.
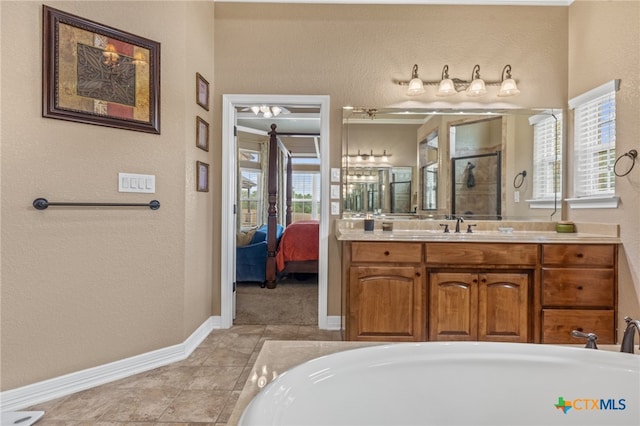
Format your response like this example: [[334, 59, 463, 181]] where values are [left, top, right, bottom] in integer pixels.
[[196, 73, 209, 110], [196, 161, 209, 192], [42, 6, 160, 134], [196, 116, 209, 151]]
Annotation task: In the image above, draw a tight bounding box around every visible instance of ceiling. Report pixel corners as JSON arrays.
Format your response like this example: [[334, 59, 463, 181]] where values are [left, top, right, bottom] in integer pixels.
[[236, 105, 321, 159], [215, 0, 573, 5]]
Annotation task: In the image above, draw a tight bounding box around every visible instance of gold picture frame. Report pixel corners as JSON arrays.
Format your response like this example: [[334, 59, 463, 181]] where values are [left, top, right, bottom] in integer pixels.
[[196, 116, 209, 151], [42, 6, 160, 133]]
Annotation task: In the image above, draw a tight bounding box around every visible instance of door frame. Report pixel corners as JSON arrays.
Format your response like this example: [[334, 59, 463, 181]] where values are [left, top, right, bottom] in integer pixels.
[[221, 94, 331, 329]]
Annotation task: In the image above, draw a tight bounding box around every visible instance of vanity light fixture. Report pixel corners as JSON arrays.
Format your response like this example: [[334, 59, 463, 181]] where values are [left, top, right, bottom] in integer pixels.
[[347, 149, 392, 166], [436, 65, 457, 97], [398, 64, 520, 97], [466, 65, 487, 97], [407, 64, 426, 96], [498, 64, 521, 97]]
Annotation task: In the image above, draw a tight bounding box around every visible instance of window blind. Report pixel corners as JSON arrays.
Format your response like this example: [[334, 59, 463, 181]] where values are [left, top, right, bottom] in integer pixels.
[[572, 91, 617, 197], [530, 113, 562, 200]]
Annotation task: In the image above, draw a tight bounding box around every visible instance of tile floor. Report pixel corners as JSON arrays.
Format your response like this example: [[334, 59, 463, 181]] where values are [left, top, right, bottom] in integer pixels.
[[28, 325, 342, 425]]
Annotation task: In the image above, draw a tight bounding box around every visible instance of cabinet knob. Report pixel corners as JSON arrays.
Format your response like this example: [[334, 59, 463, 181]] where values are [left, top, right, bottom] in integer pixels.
[[415, 272, 421, 277], [577, 285, 584, 290], [576, 253, 584, 258], [384, 251, 390, 256]]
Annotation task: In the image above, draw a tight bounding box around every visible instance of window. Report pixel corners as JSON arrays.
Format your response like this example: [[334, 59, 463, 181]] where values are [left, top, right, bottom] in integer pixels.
[[291, 172, 320, 222], [239, 169, 262, 227], [569, 80, 619, 198], [530, 112, 562, 201]]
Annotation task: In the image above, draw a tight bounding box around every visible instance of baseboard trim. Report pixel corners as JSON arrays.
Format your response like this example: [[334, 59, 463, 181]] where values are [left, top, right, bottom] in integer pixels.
[[326, 315, 343, 330], [0, 317, 218, 412]]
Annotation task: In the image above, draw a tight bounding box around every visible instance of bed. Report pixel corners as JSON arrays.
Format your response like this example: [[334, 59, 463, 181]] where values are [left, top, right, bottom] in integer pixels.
[[263, 125, 320, 288], [275, 220, 319, 275]]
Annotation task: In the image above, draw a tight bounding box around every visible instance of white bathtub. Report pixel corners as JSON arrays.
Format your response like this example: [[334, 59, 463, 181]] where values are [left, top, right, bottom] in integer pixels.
[[239, 342, 640, 426]]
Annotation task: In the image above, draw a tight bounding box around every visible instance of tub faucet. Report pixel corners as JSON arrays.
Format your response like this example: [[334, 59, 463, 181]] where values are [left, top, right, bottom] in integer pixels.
[[571, 330, 598, 349], [620, 316, 640, 354], [454, 216, 464, 233]]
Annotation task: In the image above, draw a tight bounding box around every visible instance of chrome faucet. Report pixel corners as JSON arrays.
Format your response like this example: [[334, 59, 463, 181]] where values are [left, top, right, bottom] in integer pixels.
[[620, 316, 640, 354], [454, 216, 464, 233]]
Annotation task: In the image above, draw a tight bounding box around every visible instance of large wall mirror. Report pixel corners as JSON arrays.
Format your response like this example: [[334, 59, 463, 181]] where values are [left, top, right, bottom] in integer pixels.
[[342, 107, 563, 220]]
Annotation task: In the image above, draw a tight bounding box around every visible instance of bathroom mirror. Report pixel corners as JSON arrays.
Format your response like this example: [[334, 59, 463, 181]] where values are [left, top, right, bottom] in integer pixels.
[[342, 107, 562, 220]]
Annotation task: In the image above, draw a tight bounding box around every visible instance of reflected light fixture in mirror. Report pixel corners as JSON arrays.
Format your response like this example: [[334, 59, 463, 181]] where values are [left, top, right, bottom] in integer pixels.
[[347, 149, 392, 167]]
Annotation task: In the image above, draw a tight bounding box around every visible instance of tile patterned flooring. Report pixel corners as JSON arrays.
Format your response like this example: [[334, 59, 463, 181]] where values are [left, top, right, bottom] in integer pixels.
[[28, 325, 342, 425]]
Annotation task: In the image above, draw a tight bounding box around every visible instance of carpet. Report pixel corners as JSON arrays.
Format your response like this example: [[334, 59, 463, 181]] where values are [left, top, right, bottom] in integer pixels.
[[234, 275, 318, 325]]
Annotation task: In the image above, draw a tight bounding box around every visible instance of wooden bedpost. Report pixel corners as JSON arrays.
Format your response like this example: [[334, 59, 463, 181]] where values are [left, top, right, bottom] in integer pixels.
[[265, 124, 279, 288], [285, 152, 292, 227]]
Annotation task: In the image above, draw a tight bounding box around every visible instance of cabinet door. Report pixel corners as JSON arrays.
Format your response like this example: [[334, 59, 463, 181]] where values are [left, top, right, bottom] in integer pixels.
[[349, 266, 424, 341], [478, 273, 529, 342], [429, 272, 478, 341]]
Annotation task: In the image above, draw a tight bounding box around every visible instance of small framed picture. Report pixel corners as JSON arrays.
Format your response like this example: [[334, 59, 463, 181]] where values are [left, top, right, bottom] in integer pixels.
[[196, 116, 209, 151], [196, 161, 209, 192], [196, 72, 209, 110]]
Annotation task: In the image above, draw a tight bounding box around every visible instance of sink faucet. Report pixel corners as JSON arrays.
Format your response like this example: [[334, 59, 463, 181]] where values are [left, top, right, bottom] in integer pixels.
[[454, 216, 464, 233], [620, 316, 640, 354]]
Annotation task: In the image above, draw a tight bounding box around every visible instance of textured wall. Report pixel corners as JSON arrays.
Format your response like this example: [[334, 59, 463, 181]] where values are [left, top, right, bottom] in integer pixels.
[[1, 1, 215, 390], [567, 0, 640, 338]]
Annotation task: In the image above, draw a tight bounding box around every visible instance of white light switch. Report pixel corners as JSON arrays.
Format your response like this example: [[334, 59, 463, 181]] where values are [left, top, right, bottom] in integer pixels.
[[331, 201, 340, 215], [330, 185, 340, 199], [119, 173, 155, 193], [331, 168, 341, 183]]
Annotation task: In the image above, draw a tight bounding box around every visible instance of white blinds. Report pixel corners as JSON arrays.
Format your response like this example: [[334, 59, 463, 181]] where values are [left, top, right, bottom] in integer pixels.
[[531, 113, 562, 200], [572, 90, 617, 197]]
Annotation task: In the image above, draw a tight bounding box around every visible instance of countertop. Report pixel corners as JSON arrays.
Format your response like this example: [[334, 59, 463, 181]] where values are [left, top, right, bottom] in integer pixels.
[[335, 219, 620, 244], [227, 340, 633, 425]]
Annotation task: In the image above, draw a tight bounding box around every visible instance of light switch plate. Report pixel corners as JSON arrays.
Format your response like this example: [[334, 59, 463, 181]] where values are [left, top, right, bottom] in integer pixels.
[[331, 168, 341, 183], [330, 184, 340, 199], [331, 201, 340, 215], [119, 173, 155, 193]]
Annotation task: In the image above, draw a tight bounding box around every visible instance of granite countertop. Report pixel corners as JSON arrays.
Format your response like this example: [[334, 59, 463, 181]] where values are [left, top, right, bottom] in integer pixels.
[[227, 340, 632, 425], [335, 219, 620, 244]]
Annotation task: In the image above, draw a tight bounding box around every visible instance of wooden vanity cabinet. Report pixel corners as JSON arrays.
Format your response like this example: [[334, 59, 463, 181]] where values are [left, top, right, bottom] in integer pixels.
[[540, 244, 617, 344], [426, 243, 534, 343], [429, 272, 529, 342], [346, 242, 425, 341], [343, 239, 618, 345]]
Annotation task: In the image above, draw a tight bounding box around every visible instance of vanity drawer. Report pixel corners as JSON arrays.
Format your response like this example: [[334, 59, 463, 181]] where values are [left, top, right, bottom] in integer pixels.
[[542, 309, 615, 344], [542, 244, 614, 267], [542, 268, 615, 307], [351, 242, 422, 263], [425, 243, 537, 266]]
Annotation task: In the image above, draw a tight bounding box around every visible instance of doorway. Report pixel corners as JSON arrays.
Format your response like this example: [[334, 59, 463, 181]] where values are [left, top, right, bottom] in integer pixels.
[[220, 94, 331, 329]]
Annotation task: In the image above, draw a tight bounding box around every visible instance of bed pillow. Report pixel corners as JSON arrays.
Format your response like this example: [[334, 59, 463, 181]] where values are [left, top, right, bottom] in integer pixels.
[[236, 228, 257, 247]]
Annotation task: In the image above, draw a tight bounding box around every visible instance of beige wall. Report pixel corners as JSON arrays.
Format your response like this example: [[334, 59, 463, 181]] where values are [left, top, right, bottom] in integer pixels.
[[1, 1, 215, 390], [566, 0, 640, 337], [214, 3, 569, 317]]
